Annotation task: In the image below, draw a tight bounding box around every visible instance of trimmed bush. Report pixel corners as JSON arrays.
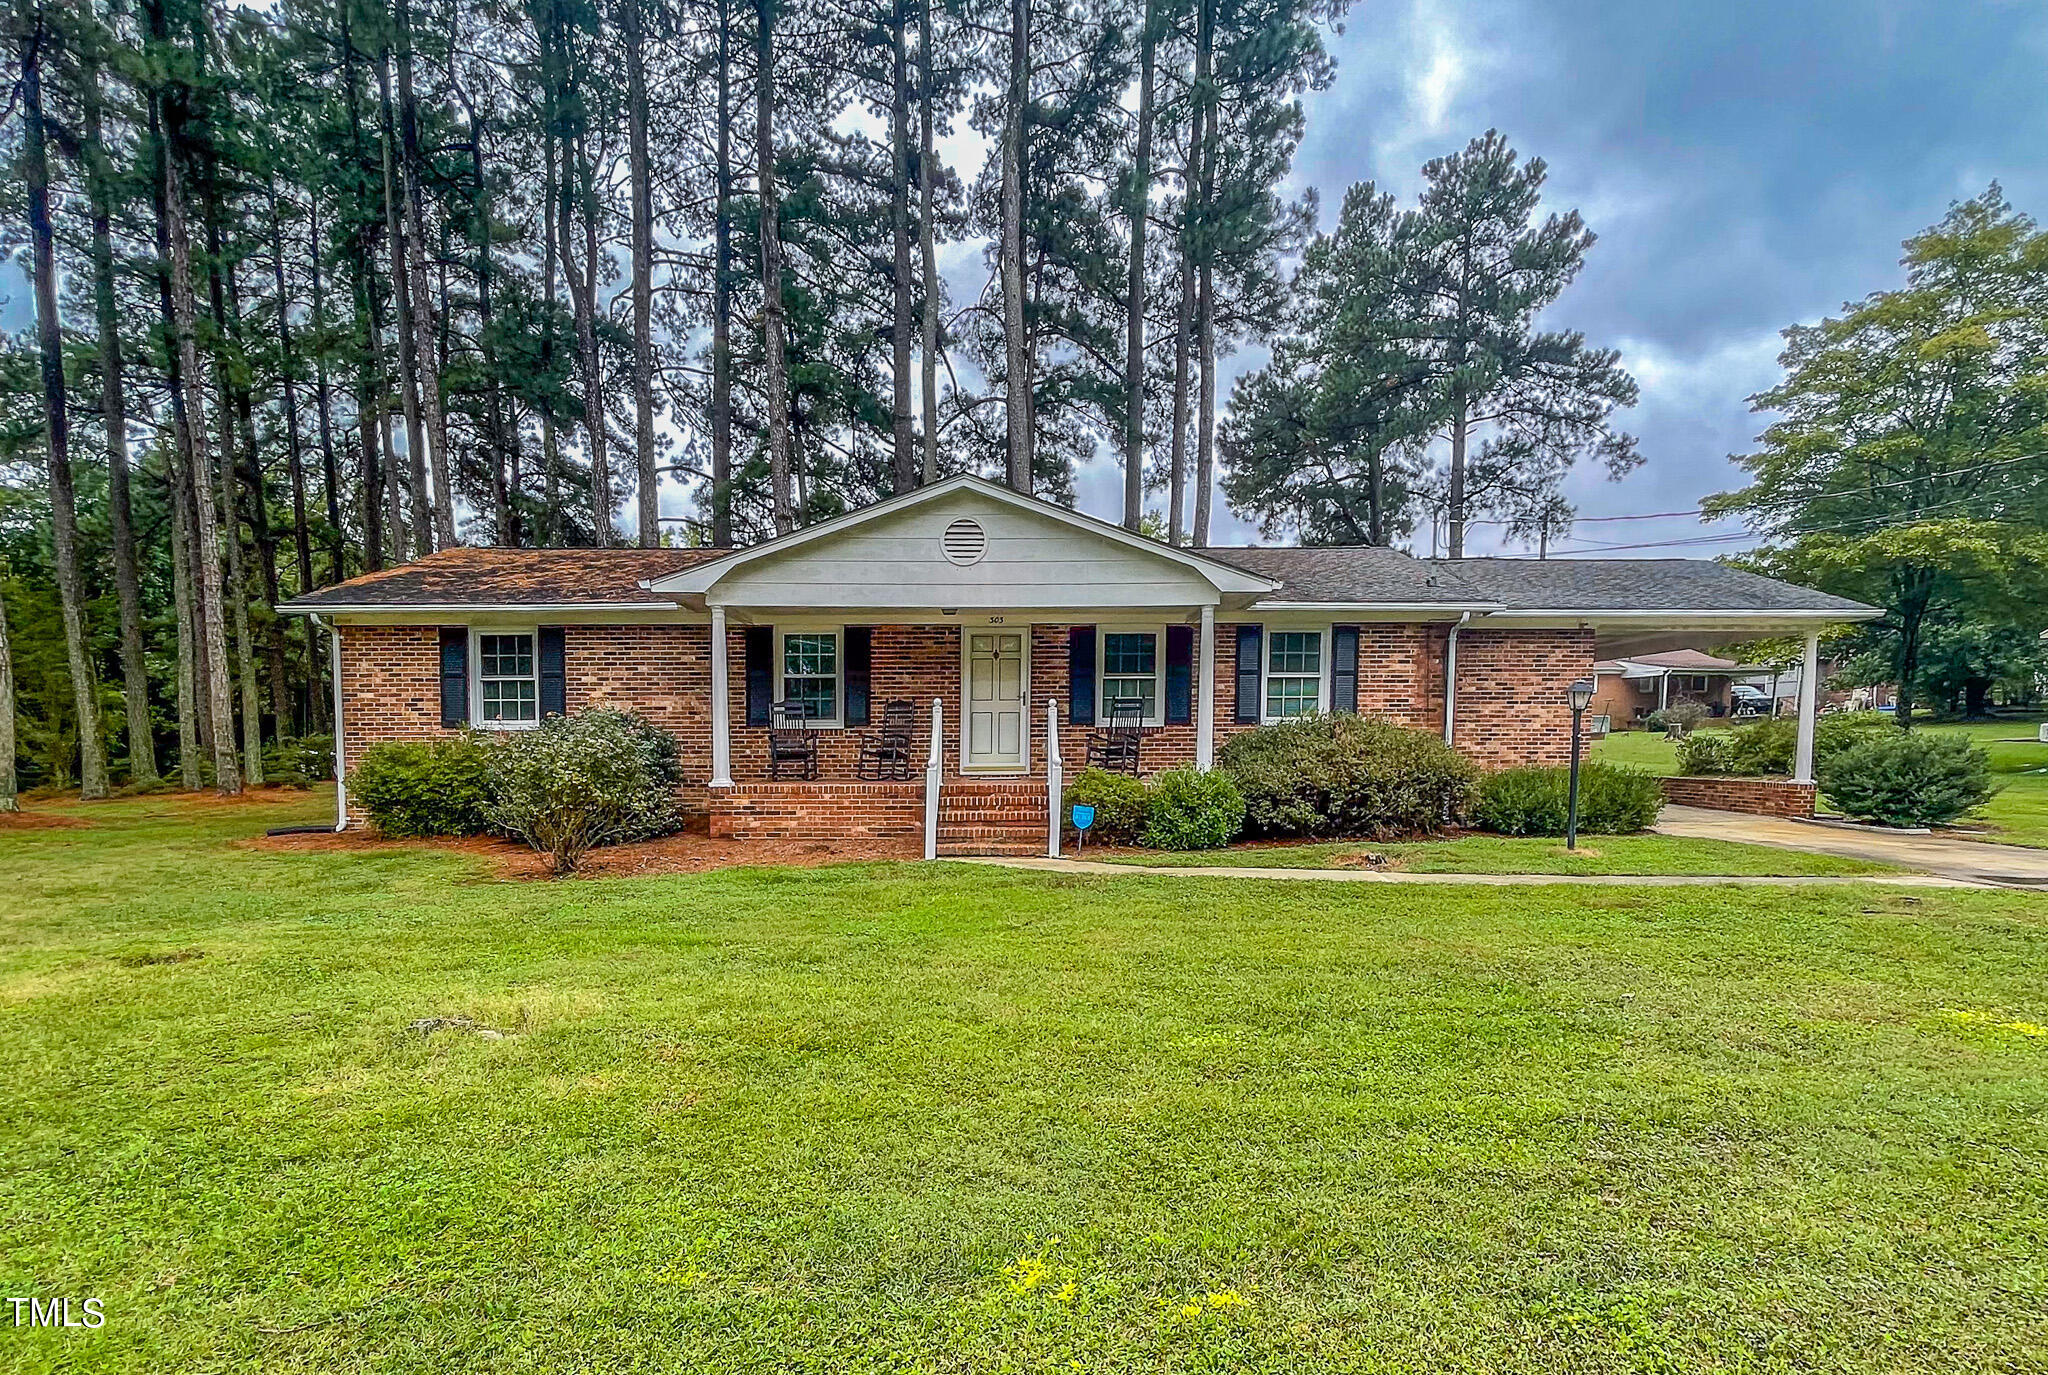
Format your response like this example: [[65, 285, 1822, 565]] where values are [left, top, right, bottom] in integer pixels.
[[1064, 767, 1149, 844], [1141, 767, 1246, 850], [1675, 730, 1739, 776], [1679, 711, 1896, 778], [350, 737, 496, 837], [1472, 763, 1664, 837], [1218, 714, 1476, 839], [1646, 700, 1710, 738], [1818, 732, 1997, 828], [1815, 710, 1893, 767], [484, 708, 684, 873]]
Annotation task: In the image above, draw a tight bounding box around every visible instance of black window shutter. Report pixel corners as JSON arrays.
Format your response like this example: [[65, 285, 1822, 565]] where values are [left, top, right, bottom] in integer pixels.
[[439, 627, 469, 728], [538, 627, 567, 717], [844, 626, 872, 726], [1164, 625, 1193, 725], [1234, 625, 1263, 724], [1331, 624, 1360, 714], [744, 626, 774, 726], [1068, 626, 1096, 726]]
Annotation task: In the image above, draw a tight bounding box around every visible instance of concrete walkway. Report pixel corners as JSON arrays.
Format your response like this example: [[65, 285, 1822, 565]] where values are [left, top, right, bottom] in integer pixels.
[[959, 855, 1989, 889], [1655, 804, 2048, 887]]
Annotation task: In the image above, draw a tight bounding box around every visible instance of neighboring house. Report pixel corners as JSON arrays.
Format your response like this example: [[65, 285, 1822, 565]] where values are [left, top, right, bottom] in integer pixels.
[[282, 475, 1878, 850], [1590, 649, 1749, 727]]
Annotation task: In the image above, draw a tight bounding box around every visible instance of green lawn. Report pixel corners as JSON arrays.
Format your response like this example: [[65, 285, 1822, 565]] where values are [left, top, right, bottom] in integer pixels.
[[4, 792, 2047, 1372], [1095, 833, 1898, 876], [1595, 718, 2048, 847]]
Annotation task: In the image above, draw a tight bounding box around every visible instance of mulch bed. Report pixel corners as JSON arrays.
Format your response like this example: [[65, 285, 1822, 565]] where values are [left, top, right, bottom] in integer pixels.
[[244, 826, 922, 880], [0, 809, 93, 830]]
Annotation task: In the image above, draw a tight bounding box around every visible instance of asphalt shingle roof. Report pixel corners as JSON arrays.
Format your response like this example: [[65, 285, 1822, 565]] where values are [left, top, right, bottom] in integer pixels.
[[1434, 558, 1877, 614], [1203, 547, 1492, 605], [279, 546, 722, 610]]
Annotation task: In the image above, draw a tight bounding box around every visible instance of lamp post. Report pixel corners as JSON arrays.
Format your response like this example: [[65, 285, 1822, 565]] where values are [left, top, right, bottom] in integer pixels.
[[1566, 678, 1595, 850]]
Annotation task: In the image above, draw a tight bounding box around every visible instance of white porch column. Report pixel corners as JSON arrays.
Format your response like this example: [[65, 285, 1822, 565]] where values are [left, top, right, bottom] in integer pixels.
[[1196, 605, 1217, 771], [709, 605, 733, 788], [1793, 628, 1820, 784]]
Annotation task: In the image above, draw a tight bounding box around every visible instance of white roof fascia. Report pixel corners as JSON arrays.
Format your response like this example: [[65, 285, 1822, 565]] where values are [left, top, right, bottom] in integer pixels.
[[642, 474, 1279, 597], [281, 600, 681, 616], [1482, 607, 1881, 622], [1245, 600, 1506, 614]]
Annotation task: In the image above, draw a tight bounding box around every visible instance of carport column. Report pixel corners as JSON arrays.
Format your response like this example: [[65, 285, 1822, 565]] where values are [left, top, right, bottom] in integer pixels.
[[709, 604, 733, 788], [1793, 629, 1820, 784], [1196, 605, 1216, 771]]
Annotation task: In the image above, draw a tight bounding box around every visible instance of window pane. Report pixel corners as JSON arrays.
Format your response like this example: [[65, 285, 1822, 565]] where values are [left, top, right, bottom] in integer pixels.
[[1268, 632, 1320, 675], [784, 678, 836, 721], [1266, 676, 1318, 719], [480, 633, 534, 679], [481, 677, 537, 722], [1102, 676, 1157, 719], [784, 633, 837, 677], [1103, 633, 1156, 676]]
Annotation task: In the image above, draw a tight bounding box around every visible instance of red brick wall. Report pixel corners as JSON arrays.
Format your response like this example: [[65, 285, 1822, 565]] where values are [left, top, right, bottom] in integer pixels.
[[709, 782, 924, 838], [1659, 776, 1817, 818], [337, 620, 1599, 808]]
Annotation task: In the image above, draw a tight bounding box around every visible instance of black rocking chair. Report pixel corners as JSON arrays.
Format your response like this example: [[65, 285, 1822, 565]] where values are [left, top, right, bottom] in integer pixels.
[[1085, 696, 1145, 775], [767, 702, 821, 780], [855, 698, 917, 780]]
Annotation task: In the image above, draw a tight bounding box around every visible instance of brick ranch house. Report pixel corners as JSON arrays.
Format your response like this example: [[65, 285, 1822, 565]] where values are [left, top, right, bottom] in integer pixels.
[[282, 475, 1878, 853]]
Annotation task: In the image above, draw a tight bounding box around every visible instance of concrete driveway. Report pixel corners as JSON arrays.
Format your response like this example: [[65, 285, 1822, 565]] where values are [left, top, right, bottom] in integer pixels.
[[1656, 805, 2048, 887]]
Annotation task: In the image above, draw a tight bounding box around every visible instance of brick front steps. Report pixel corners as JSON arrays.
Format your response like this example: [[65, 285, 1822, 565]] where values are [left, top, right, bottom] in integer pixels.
[[1658, 775, 1818, 819], [939, 779, 1049, 857], [706, 776, 1053, 854]]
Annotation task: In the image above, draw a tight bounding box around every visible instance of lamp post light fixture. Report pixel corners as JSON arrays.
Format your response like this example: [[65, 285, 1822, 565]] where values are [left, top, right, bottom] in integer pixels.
[[1565, 678, 1595, 850]]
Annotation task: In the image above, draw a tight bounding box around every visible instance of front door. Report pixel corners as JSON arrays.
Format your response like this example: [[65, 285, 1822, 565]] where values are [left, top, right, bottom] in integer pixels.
[[965, 631, 1026, 770]]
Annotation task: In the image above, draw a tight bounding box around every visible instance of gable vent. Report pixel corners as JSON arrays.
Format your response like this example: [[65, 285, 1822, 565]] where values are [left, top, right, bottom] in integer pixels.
[[942, 517, 987, 566]]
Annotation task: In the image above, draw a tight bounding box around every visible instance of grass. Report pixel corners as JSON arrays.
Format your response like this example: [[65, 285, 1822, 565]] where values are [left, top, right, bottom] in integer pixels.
[[1595, 718, 2048, 848], [4, 792, 2047, 1372], [1092, 833, 1900, 875]]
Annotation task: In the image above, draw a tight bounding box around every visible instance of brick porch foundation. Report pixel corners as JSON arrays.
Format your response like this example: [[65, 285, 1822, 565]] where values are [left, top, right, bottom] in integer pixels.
[[708, 781, 925, 838]]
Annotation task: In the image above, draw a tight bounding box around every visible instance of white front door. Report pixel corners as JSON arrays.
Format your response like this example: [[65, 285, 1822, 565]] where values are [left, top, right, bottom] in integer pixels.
[[965, 631, 1026, 770]]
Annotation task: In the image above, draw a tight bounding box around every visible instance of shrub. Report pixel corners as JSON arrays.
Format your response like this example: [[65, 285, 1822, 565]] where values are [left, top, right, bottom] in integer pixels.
[[350, 737, 497, 837], [1064, 767, 1149, 844], [1818, 732, 1997, 828], [1472, 763, 1664, 836], [264, 735, 336, 784], [1646, 700, 1709, 738], [484, 708, 683, 873], [1675, 730, 1739, 776], [1815, 710, 1892, 768], [1218, 714, 1476, 839], [1140, 767, 1245, 850]]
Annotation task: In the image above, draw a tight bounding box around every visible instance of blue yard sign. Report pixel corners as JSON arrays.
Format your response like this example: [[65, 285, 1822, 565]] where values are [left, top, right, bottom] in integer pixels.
[[1070, 804, 1095, 855]]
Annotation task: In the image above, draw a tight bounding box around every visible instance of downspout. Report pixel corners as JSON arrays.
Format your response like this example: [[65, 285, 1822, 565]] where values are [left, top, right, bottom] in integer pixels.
[[312, 613, 348, 831], [1442, 611, 1471, 747]]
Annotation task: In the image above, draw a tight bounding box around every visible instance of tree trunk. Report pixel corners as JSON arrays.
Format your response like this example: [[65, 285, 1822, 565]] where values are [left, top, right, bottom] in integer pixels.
[[568, 131, 614, 545], [0, 580, 16, 810], [395, 0, 454, 550], [1447, 382, 1468, 558], [269, 180, 319, 731], [306, 193, 347, 586], [1122, 0, 1157, 533], [83, 54, 158, 784], [377, 48, 429, 559], [165, 444, 203, 789], [23, 31, 110, 799], [1189, 0, 1215, 548], [998, 0, 1031, 492], [756, 0, 795, 533], [711, 0, 735, 545], [155, 83, 243, 794], [540, 117, 564, 547], [458, 82, 515, 547], [888, 0, 917, 494], [624, 0, 660, 545], [918, 0, 940, 483], [339, 6, 387, 571], [1166, 64, 1203, 549]]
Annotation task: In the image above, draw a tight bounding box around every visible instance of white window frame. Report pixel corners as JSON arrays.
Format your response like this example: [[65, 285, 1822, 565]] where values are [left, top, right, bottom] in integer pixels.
[[1260, 626, 1330, 723], [776, 626, 845, 729], [1097, 626, 1165, 727], [470, 626, 541, 731]]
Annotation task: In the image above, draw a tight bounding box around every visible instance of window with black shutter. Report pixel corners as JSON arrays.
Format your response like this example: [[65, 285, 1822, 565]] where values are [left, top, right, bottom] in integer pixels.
[[1331, 625, 1360, 714], [1233, 625, 1263, 724], [1067, 626, 1097, 726], [744, 626, 774, 726], [537, 627, 566, 717], [843, 627, 872, 727], [439, 628, 469, 728], [1164, 625, 1193, 725]]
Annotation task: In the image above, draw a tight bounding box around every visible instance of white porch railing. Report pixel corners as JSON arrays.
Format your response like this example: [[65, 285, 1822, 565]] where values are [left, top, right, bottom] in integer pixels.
[[923, 696, 944, 860], [1045, 699, 1062, 858]]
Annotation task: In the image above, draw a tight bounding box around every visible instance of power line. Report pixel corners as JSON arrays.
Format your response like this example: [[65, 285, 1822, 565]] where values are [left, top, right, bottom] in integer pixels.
[[1547, 489, 2012, 556]]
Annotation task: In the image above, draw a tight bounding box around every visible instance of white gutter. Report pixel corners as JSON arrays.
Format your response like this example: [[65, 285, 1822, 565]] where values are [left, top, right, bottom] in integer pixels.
[[1480, 607, 1880, 621], [280, 600, 679, 616], [1442, 610, 1472, 746], [311, 614, 347, 832]]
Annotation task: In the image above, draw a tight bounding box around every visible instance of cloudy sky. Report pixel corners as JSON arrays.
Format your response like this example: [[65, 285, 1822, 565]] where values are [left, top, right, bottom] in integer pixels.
[[1116, 0, 2048, 553], [12, 0, 2043, 555]]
